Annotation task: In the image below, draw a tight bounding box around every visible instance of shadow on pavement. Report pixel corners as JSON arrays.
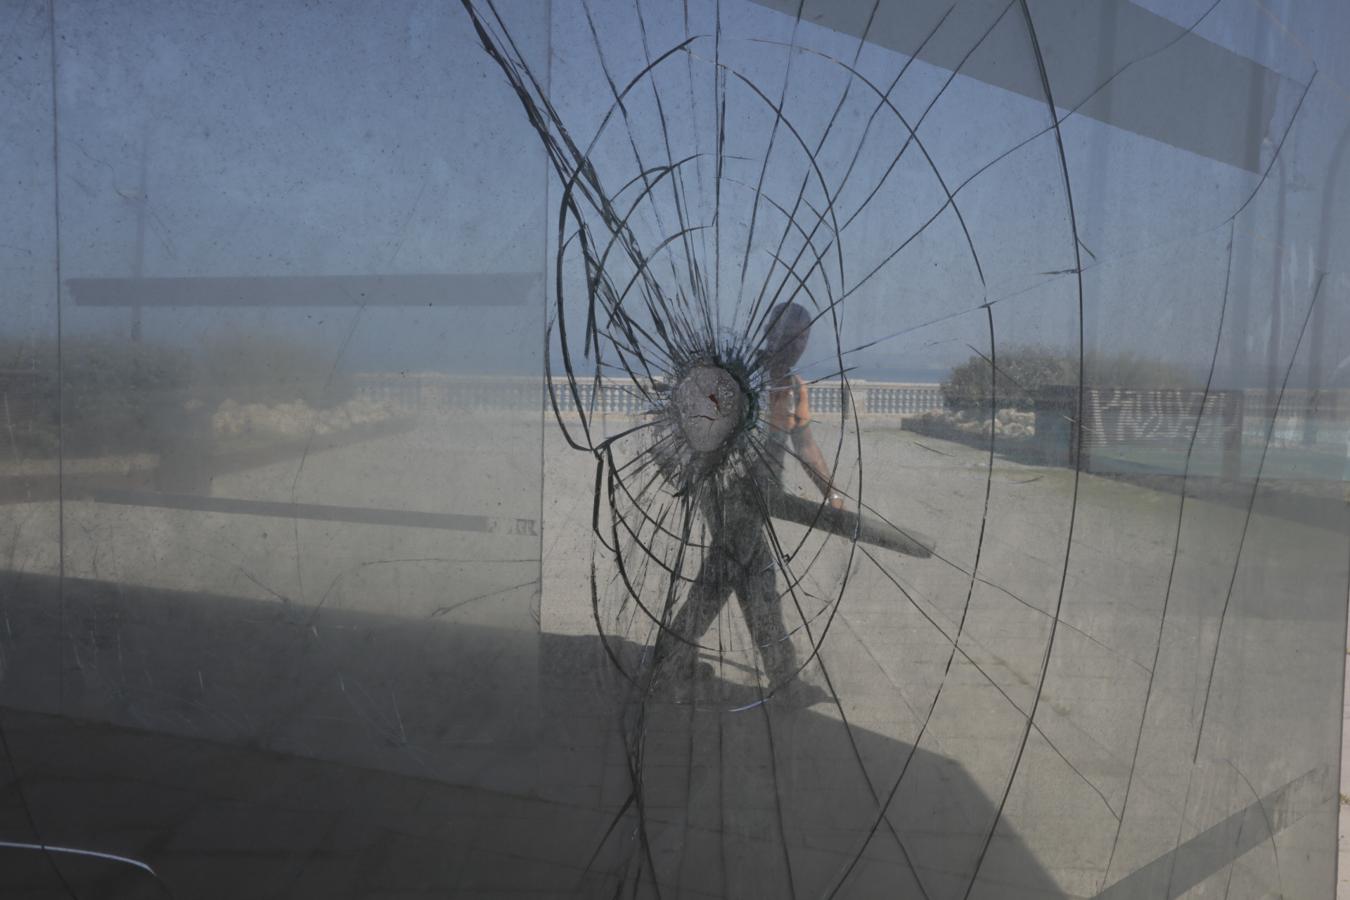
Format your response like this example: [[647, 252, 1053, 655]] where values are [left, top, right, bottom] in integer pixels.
[[0, 570, 1063, 898]]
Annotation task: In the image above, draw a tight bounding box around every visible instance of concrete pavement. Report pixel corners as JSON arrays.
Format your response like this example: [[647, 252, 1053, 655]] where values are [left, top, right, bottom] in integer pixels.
[[0, 408, 1342, 896]]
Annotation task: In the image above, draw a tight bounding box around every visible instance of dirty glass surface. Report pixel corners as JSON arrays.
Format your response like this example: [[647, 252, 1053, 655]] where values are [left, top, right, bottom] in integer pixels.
[[1, 0, 1348, 897]]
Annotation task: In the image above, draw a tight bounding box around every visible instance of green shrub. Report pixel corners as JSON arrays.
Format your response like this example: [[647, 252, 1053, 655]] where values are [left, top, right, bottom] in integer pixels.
[[0, 338, 192, 455], [0, 331, 351, 457]]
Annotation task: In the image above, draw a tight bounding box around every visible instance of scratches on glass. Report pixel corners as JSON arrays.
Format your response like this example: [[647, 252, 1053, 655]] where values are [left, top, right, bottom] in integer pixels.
[[461, 0, 1336, 896]]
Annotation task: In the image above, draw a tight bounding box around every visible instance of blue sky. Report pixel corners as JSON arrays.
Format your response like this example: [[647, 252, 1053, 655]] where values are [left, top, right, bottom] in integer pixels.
[[2, 0, 1347, 386]]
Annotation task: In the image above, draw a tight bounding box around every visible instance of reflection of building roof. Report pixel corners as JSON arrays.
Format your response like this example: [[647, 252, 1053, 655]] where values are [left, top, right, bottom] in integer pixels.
[[749, 0, 1289, 173]]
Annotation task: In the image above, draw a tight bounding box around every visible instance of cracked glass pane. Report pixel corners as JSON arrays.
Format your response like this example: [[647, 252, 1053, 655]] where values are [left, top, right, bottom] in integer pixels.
[[0, 0, 1348, 897]]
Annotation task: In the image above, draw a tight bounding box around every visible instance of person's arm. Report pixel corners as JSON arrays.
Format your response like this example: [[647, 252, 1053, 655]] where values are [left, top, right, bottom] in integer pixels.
[[787, 376, 845, 510]]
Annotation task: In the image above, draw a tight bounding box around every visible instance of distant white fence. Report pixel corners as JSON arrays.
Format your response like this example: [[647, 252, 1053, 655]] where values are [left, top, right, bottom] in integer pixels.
[[353, 374, 944, 419], [354, 373, 542, 413], [351, 374, 1349, 459]]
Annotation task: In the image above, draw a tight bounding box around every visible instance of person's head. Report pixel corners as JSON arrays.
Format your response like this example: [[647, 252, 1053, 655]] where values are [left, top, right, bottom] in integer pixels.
[[762, 302, 812, 375]]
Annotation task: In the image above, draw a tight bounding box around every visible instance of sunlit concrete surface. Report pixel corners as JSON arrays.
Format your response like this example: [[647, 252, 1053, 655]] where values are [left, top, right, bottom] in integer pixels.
[[542, 415, 1346, 898]]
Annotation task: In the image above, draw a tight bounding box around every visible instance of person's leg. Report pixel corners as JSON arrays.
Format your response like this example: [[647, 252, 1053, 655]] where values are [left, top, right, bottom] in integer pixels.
[[734, 539, 800, 691], [650, 547, 732, 686], [738, 565, 832, 707]]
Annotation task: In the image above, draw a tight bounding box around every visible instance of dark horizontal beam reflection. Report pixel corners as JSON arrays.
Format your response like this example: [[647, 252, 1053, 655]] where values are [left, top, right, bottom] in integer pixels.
[[85, 488, 541, 538], [67, 272, 540, 307]]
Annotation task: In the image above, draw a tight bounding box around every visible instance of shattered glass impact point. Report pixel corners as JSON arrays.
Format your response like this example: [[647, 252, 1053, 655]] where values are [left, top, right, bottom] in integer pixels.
[[669, 362, 750, 459]]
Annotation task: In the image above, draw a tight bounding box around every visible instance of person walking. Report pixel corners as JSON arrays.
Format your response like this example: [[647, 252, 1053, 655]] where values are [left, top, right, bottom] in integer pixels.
[[652, 302, 844, 702]]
